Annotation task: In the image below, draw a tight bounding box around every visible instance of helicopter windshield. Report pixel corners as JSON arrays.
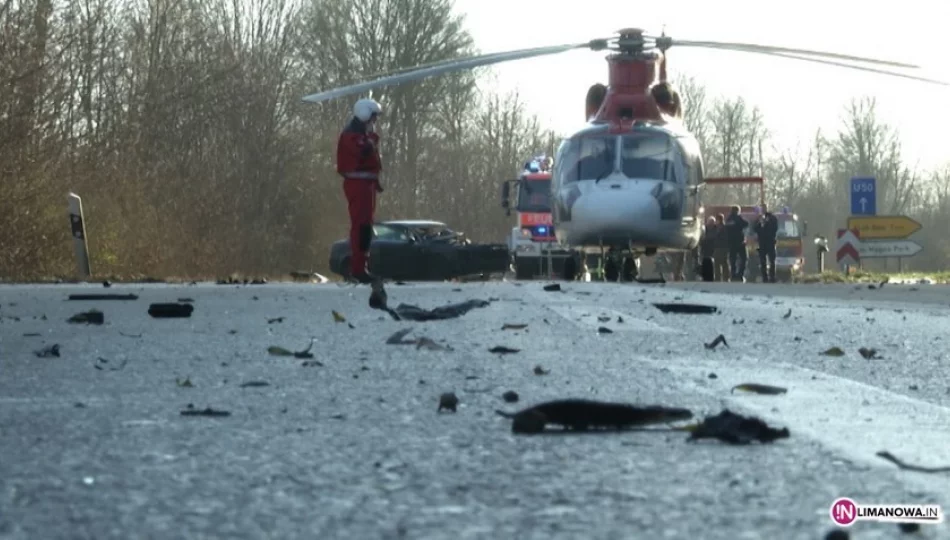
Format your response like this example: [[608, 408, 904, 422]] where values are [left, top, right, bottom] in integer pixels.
[[557, 131, 685, 184], [620, 133, 680, 182]]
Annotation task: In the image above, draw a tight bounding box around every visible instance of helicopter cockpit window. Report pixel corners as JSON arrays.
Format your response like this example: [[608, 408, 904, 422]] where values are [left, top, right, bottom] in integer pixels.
[[558, 136, 617, 184], [620, 133, 684, 183]]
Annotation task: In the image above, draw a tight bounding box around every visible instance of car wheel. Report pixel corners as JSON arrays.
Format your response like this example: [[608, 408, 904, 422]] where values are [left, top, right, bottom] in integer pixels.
[[340, 257, 352, 281]]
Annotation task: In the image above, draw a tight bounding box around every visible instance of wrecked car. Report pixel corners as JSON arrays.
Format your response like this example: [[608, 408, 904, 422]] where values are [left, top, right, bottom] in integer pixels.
[[328, 220, 510, 281]]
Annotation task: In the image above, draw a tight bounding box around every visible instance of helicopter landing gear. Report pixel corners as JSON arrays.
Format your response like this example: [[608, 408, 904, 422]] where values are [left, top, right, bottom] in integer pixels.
[[701, 256, 714, 282], [621, 255, 638, 282], [603, 257, 619, 282], [562, 252, 578, 281]]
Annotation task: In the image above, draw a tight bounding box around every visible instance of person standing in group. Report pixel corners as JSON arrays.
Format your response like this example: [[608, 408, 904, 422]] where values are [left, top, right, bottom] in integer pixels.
[[336, 98, 384, 284], [753, 203, 779, 283], [700, 216, 718, 276], [724, 206, 749, 282], [713, 213, 729, 281]]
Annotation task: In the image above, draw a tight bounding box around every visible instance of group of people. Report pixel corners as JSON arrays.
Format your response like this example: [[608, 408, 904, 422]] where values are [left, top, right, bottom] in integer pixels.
[[700, 204, 780, 283]]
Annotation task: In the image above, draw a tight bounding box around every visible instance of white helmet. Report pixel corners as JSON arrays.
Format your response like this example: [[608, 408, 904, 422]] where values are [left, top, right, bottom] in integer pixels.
[[353, 98, 382, 122]]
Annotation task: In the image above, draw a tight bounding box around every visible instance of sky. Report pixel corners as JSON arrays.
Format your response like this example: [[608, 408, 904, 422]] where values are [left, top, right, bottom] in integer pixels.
[[450, 0, 950, 172]]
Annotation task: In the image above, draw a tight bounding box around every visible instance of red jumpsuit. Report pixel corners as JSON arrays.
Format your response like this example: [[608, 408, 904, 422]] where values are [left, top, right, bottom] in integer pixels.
[[336, 117, 382, 278]]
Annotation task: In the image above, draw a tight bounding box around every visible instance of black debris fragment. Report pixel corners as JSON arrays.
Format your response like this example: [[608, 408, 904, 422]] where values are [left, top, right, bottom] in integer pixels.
[[94, 357, 127, 371], [496, 399, 693, 434], [731, 383, 787, 395], [178, 298, 194, 303], [533, 365, 549, 375], [821, 347, 845, 357], [34, 344, 60, 358], [394, 299, 490, 321], [635, 277, 666, 284], [68, 310, 104, 324], [542, 283, 561, 292], [597, 326, 613, 334], [239, 381, 270, 388], [824, 529, 850, 540], [704, 334, 728, 349], [875, 450, 950, 473], [687, 409, 789, 444], [858, 347, 880, 359], [898, 523, 920, 533], [489, 346, 519, 354], [653, 303, 717, 314], [148, 303, 194, 318], [502, 391, 519, 403], [102, 280, 111, 288], [68, 294, 138, 301], [783, 308, 792, 319], [267, 340, 315, 359], [438, 392, 459, 412], [180, 406, 230, 417], [267, 317, 284, 324], [502, 323, 528, 330], [386, 328, 415, 344], [22, 332, 40, 337], [415, 337, 450, 351]]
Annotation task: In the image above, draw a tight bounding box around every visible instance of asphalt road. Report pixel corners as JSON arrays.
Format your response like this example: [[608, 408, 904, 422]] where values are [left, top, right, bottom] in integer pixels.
[[1, 280, 949, 540]]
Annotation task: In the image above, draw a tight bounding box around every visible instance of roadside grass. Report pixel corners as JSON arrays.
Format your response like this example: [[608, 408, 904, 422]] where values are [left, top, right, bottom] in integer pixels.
[[797, 270, 950, 284]]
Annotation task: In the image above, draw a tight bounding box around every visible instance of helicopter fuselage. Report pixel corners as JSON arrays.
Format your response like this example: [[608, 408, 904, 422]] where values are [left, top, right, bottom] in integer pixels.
[[550, 119, 705, 253]]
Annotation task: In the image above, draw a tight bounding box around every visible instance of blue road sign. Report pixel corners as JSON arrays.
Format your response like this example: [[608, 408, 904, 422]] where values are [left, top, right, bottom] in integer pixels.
[[850, 177, 876, 216]]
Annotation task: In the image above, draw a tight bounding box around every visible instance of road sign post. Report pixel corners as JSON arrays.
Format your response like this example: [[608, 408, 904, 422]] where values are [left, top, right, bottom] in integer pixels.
[[68, 192, 92, 280], [836, 229, 861, 270], [850, 177, 876, 216]]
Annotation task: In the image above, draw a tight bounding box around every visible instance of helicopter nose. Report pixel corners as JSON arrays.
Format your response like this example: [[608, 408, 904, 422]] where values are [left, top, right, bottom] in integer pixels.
[[571, 187, 662, 234]]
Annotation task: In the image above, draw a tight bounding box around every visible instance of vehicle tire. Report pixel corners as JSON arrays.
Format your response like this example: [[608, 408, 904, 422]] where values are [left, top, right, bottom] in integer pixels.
[[514, 256, 535, 280], [562, 254, 578, 281], [701, 256, 714, 282], [340, 257, 352, 282], [603, 257, 619, 282], [621, 256, 637, 282]]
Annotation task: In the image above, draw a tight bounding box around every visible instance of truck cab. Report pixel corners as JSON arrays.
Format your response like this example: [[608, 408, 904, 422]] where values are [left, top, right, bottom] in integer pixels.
[[501, 156, 572, 279]]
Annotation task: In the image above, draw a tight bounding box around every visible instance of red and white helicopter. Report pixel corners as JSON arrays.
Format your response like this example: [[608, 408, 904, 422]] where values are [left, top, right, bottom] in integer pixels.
[[302, 28, 946, 282]]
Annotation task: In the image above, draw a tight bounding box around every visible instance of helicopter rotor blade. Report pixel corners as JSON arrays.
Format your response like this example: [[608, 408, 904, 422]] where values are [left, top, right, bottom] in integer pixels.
[[358, 46, 590, 81], [756, 51, 949, 86], [665, 39, 919, 69], [301, 41, 606, 103]]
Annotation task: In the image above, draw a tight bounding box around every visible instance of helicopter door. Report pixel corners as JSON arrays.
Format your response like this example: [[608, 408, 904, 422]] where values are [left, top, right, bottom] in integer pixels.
[[685, 154, 704, 219]]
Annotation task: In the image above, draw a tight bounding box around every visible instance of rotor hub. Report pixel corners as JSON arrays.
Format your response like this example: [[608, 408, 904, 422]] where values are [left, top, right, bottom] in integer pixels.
[[615, 28, 648, 55]]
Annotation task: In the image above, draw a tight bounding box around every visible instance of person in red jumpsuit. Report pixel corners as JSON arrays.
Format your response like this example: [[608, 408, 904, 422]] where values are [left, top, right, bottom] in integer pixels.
[[337, 98, 384, 283]]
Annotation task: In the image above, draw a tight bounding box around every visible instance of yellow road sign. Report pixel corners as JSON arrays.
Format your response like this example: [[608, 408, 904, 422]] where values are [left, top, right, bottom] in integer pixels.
[[846, 215, 922, 240]]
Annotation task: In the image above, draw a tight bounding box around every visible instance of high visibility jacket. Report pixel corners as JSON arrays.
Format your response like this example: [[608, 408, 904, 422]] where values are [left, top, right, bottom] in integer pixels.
[[336, 117, 382, 180]]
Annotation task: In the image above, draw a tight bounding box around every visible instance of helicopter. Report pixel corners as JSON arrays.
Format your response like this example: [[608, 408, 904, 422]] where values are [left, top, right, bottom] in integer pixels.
[[301, 28, 947, 282]]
